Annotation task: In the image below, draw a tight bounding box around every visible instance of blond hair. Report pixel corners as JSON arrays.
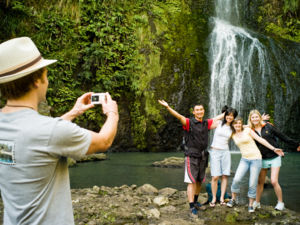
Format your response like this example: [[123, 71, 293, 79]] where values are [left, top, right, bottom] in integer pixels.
[[247, 109, 264, 129]]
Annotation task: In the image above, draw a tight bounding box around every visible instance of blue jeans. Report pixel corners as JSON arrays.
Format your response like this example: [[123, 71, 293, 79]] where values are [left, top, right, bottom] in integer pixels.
[[231, 158, 262, 199]]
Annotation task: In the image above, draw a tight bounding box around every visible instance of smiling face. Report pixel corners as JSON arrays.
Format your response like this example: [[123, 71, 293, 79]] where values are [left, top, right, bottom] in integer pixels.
[[250, 113, 261, 126], [193, 105, 205, 121], [233, 119, 243, 132], [225, 113, 234, 124]]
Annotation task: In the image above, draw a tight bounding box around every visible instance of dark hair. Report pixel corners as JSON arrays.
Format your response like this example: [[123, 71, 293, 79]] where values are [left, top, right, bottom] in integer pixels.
[[0, 68, 46, 100], [221, 105, 228, 113], [222, 107, 238, 130], [193, 104, 204, 110]]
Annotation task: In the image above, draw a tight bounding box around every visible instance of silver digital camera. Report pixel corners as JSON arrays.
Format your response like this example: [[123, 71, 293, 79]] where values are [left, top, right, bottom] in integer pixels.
[[91, 93, 106, 104]]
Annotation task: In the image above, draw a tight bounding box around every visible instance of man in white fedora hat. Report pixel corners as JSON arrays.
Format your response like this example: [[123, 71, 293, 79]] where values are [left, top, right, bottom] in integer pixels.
[[0, 37, 119, 225]]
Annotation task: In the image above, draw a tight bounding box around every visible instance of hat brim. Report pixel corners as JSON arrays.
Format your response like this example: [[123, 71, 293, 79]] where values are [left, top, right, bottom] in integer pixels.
[[0, 58, 57, 84]]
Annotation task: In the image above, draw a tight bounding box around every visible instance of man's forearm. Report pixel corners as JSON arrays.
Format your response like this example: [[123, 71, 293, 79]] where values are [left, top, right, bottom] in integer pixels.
[[61, 110, 79, 121]]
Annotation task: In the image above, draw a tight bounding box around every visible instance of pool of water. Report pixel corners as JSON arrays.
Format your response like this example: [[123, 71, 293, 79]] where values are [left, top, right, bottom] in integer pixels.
[[69, 152, 300, 212]]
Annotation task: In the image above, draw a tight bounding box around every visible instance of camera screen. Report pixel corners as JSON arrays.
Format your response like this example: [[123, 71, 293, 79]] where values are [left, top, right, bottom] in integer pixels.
[[91, 95, 99, 102]]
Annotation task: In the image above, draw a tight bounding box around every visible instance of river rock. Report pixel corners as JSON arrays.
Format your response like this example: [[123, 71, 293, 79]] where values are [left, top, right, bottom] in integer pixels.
[[68, 153, 107, 167], [136, 184, 158, 195], [153, 196, 169, 206], [152, 157, 184, 168], [145, 208, 160, 219], [159, 187, 177, 197]]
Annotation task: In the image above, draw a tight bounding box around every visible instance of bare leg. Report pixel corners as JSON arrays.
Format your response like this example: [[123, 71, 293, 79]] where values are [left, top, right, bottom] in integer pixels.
[[256, 168, 267, 203], [187, 183, 197, 203], [249, 198, 255, 207], [211, 176, 219, 203], [220, 175, 228, 202], [231, 192, 237, 200], [270, 167, 282, 202]]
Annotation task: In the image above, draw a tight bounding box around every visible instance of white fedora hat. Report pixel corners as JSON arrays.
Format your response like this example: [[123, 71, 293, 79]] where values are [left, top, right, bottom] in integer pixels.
[[0, 37, 57, 84]]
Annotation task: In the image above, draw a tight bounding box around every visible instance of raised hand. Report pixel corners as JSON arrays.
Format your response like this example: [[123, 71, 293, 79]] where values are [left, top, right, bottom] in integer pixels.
[[261, 113, 270, 121], [158, 100, 169, 108], [60, 92, 95, 121], [102, 92, 118, 116]]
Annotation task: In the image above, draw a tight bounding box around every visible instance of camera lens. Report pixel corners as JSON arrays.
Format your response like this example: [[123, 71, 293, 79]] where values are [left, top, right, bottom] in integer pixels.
[[92, 96, 99, 101]]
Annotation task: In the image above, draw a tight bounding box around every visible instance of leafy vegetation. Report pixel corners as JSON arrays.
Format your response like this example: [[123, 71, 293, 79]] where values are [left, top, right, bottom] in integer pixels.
[[257, 0, 300, 42], [0, 0, 210, 150]]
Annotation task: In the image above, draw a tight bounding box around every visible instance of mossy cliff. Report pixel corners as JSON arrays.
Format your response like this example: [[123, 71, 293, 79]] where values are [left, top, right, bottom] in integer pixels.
[[0, 0, 299, 151]]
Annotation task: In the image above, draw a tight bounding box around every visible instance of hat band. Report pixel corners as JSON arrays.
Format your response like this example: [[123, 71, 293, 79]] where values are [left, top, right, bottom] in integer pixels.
[[0, 55, 42, 77]]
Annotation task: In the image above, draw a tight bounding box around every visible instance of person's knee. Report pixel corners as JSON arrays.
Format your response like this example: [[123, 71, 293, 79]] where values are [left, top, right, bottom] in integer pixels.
[[271, 179, 279, 187], [212, 176, 219, 182]]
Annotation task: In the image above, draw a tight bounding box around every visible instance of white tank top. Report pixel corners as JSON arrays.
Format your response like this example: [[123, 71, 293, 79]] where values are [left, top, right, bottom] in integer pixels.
[[211, 122, 232, 150]]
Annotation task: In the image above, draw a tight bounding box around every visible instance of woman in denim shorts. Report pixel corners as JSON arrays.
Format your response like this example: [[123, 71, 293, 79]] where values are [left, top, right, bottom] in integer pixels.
[[209, 106, 238, 207], [248, 110, 300, 211], [227, 118, 284, 213]]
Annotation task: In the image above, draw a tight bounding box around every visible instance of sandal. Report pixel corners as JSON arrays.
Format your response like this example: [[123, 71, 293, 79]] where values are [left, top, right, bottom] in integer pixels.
[[220, 201, 227, 206], [209, 201, 216, 207]]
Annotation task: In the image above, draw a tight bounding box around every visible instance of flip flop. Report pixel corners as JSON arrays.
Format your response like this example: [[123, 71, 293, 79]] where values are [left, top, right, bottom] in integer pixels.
[[209, 201, 216, 207], [220, 201, 227, 206]]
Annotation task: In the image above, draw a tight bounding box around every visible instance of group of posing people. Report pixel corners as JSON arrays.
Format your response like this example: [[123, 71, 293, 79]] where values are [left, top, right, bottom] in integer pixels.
[[0, 36, 299, 224], [158, 100, 300, 216]]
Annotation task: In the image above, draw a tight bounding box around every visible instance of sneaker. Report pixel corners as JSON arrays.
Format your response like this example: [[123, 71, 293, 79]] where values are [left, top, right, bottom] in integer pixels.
[[194, 202, 206, 211], [275, 202, 285, 211], [253, 201, 261, 210], [190, 207, 198, 218], [227, 199, 236, 208], [248, 206, 255, 213]]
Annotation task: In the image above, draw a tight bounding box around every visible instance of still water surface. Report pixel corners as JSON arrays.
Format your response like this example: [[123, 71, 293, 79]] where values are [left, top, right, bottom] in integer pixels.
[[69, 152, 300, 212]]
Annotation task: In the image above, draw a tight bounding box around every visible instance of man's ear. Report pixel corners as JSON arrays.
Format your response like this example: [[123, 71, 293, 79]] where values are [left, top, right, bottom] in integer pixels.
[[32, 78, 41, 89]]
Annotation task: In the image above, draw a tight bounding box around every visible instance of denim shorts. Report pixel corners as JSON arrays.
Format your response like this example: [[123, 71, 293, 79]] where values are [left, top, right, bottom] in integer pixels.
[[262, 156, 281, 169], [209, 149, 231, 177]]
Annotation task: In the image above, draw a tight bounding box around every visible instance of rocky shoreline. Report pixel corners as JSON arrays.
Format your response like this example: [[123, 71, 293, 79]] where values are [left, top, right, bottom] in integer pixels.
[[0, 183, 299, 224], [71, 184, 300, 225]]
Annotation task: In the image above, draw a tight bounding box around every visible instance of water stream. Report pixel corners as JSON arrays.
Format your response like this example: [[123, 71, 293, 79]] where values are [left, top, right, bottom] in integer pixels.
[[208, 0, 270, 117]]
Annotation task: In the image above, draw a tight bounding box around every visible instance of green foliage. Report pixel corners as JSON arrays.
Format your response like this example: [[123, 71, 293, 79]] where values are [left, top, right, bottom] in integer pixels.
[[257, 1, 300, 43], [283, 0, 299, 14], [0, 0, 210, 150]]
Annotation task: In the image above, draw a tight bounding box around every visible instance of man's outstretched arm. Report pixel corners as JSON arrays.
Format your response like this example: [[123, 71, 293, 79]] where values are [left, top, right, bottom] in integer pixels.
[[158, 100, 186, 126]]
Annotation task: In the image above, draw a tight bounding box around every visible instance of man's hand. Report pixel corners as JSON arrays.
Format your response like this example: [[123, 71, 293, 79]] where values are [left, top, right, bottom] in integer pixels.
[[158, 100, 169, 108], [297, 145, 300, 152], [102, 93, 118, 116], [61, 92, 94, 121]]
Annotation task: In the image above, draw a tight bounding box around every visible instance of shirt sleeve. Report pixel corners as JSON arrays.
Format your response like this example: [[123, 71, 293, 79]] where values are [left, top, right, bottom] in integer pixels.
[[183, 118, 190, 131], [268, 123, 299, 149], [47, 118, 92, 160], [207, 119, 213, 130]]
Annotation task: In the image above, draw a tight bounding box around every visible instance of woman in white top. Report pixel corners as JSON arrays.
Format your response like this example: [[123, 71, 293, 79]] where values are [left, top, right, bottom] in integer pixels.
[[209, 106, 238, 207], [226, 117, 284, 213]]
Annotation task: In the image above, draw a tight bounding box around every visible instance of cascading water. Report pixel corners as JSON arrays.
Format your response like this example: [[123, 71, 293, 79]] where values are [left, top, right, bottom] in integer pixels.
[[209, 0, 270, 117], [208, 0, 300, 135]]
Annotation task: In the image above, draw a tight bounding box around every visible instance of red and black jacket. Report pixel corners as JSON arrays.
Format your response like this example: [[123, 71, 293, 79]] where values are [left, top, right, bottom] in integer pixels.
[[182, 117, 212, 158]]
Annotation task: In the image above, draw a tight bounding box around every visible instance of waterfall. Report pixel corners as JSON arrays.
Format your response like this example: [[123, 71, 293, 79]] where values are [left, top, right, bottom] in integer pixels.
[[209, 0, 271, 119], [208, 0, 300, 147]]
